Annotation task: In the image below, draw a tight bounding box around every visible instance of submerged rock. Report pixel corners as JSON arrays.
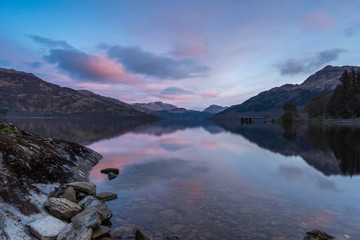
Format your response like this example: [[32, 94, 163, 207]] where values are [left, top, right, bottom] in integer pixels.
[[92, 226, 111, 239], [134, 227, 153, 240], [304, 230, 335, 240], [67, 182, 96, 195], [108, 172, 118, 180], [28, 215, 68, 240], [45, 197, 82, 220], [96, 192, 118, 202]]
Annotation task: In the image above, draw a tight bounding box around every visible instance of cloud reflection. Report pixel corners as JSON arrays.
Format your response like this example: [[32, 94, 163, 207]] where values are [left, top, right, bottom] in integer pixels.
[[278, 165, 340, 192], [111, 158, 207, 190]]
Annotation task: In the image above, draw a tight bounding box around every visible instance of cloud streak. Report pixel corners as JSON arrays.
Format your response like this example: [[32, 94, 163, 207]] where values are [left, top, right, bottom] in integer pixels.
[[277, 49, 346, 76], [202, 91, 219, 98], [102, 44, 209, 80], [301, 12, 336, 32], [160, 86, 194, 95], [29, 35, 73, 49]]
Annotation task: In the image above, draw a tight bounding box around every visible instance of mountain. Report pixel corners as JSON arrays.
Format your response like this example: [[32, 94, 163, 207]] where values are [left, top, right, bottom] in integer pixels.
[[133, 101, 178, 111], [0, 68, 156, 118], [158, 108, 214, 120], [213, 65, 360, 119], [203, 104, 228, 114]]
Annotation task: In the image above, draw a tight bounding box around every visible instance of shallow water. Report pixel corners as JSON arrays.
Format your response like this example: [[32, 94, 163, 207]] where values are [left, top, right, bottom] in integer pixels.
[[4, 118, 360, 239]]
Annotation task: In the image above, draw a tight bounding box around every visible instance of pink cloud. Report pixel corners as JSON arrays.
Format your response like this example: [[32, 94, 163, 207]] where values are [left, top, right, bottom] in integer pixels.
[[172, 42, 206, 58], [44, 49, 142, 86], [201, 141, 219, 149], [302, 12, 336, 32], [202, 91, 219, 98]]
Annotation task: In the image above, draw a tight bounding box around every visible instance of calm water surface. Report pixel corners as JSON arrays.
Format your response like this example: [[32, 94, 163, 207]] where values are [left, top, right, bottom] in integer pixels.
[[3, 118, 360, 239]]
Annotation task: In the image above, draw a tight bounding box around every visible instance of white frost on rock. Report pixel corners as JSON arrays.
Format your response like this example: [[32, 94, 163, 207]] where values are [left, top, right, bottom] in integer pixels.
[[28, 215, 67, 240]]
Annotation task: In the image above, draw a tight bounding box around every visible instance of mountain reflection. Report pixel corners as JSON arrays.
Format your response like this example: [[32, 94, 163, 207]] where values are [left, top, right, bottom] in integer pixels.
[[0, 118, 156, 145], [1, 118, 222, 145], [213, 120, 360, 176]]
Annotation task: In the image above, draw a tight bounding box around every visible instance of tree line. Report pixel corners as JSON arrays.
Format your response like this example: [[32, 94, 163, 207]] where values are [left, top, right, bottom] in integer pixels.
[[305, 68, 360, 119]]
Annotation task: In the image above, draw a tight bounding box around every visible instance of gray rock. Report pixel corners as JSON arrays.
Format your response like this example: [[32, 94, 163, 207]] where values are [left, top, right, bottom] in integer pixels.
[[74, 228, 92, 240], [95, 192, 117, 202], [62, 187, 77, 202], [71, 207, 102, 230], [78, 196, 112, 222], [167, 236, 180, 240], [134, 227, 152, 240], [100, 168, 119, 175], [92, 226, 111, 239], [45, 197, 82, 220], [78, 196, 97, 208], [304, 230, 334, 240], [67, 182, 96, 195], [76, 191, 87, 201], [56, 223, 76, 240], [108, 172, 118, 180], [28, 215, 68, 240]]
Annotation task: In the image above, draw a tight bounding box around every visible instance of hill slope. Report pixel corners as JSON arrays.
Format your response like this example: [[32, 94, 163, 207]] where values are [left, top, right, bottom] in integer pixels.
[[0, 68, 155, 118], [213, 65, 360, 119], [203, 104, 228, 114]]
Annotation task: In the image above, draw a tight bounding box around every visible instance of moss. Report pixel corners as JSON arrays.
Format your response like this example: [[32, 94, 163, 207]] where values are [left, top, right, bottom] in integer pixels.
[[0, 126, 21, 134]]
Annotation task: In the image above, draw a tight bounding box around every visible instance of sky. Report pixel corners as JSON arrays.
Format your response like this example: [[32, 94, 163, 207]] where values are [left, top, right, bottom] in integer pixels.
[[1, 0, 360, 110]]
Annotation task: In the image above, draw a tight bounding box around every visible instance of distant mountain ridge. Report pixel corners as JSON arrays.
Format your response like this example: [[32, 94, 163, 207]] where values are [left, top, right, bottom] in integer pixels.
[[0, 68, 156, 118], [213, 65, 360, 119], [133, 101, 178, 111], [203, 104, 228, 114]]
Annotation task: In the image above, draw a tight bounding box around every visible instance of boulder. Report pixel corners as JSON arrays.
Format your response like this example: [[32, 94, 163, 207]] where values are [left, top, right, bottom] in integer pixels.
[[95, 192, 117, 202], [71, 207, 102, 230], [304, 230, 334, 240], [62, 187, 77, 202], [56, 223, 76, 240], [108, 172, 118, 180], [67, 182, 96, 195], [74, 228, 92, 240], [100, 168, 119, 175], [92, 226, 111, 239], [134, 227, 153, 240], [28, 215, 68, 240], [45, 198, 82, 220], [78, 196, 112, 222]]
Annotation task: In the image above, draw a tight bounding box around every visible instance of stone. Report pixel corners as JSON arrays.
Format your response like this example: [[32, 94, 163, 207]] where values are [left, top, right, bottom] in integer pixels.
[[100, 168, 119, 175], [167, 236, 180, 240], [67, 182, 96, 195], [28, 215, 68, 240], [304, 230, 335, 240], [56, 223, 76, 240], [108, 172, 118, 180], [92, 226, 111, 239], [72, 207, 102, 230], [62, 187, 77, 202], [74, 228, 92, 240], [45, 197, 82, 220], [76, 192, 87, 201], [95, 192, 118, 202], [134, 227, 152, 240], [78, 196, 112, 222]]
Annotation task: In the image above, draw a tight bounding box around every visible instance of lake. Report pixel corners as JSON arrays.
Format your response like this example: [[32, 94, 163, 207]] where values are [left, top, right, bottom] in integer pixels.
[[3, 118, 360, 240]]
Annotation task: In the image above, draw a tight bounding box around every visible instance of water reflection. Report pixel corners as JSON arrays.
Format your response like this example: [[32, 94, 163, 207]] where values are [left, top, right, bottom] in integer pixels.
[[0, 118, 155, 145], [213, 120, 360, 176]]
